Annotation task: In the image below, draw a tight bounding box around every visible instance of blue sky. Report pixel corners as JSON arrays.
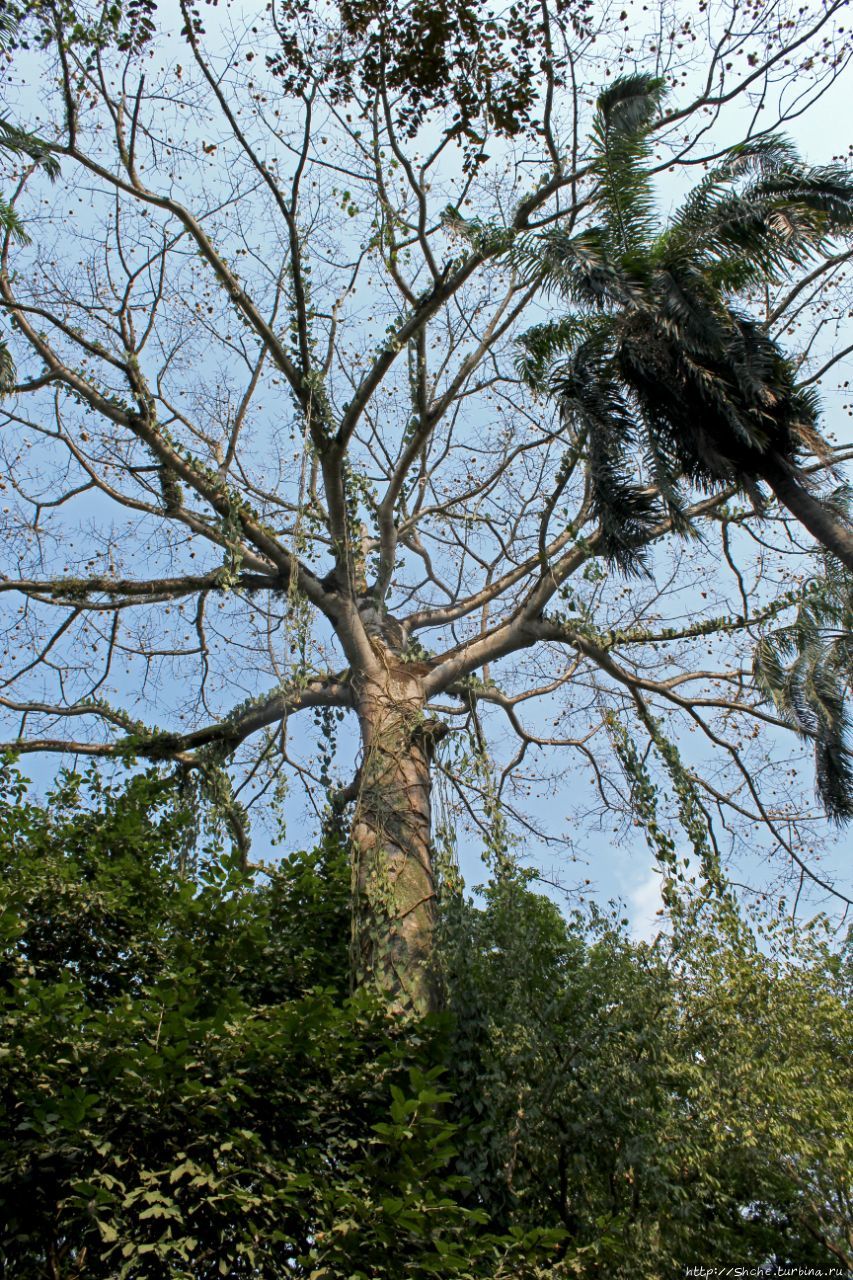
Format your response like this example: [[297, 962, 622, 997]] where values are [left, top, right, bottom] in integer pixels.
[[2, 1, 852, 940]]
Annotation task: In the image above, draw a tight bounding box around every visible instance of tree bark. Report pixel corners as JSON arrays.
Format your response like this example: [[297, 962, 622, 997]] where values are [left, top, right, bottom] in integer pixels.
[[350, 659, 444, 1015], [761, 456, 853, 572]]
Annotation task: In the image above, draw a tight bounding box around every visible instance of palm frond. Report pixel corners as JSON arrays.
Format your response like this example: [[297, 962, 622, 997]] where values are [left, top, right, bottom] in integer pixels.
[[754, 558, 853, 821], [646, 262, 731, 356], [0, 8, 59, 180], [618, 321, 762, 478], [0, 195, 29, 244], [516, 226, 642, 309], [723, 133, 802, 173], [0, 339, 15, 395], [751, 164, 853, 232], [638, 403, 690, 530], [0, 116, 60, 180], [815, 727, 853, 823], [552, 332, 660, 573], [660, 141, 853, 289], [589, 74, 666, 255], [595, 73, 668, 139], [726, 317, 786, 411], [515, 313, 608, 389], [0, 10, 17, 51]]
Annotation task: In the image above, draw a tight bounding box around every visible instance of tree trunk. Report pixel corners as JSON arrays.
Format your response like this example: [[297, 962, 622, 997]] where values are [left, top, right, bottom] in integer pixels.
[[350, 660, 444, 1015], [761, 456, 853, 572]]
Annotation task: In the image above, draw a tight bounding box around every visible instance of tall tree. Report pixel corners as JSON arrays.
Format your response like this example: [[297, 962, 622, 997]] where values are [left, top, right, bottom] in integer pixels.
[[1, 0, 852, 1009]]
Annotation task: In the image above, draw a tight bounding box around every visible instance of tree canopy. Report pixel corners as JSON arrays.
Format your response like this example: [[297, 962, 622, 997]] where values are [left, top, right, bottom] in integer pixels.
[[0, 0, 851, 1007]]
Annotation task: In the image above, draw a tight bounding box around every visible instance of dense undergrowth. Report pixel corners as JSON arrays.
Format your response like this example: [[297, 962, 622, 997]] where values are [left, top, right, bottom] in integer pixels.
[[1, 763, 850, 1277]]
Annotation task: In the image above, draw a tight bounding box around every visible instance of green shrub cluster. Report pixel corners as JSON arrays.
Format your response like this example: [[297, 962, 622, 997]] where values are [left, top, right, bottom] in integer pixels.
[[1, 763, 850, 1276]]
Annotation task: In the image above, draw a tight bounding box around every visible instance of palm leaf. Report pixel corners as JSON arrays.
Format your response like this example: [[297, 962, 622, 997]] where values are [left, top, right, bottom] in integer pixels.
[[0, 14, 59, 180], [662, 148, 853, 285], [515, 313, 608, 389], [594, 73, 667, 140], [0, 116, 60, 180], [754, 556, 853, 821], [516, 226, 643, 308], [0, 10, 16, 50], [552, 332, 661, 572], [589, 74, 666, 255], [0, 339, 14, 394], [0, 195, 29, 243]]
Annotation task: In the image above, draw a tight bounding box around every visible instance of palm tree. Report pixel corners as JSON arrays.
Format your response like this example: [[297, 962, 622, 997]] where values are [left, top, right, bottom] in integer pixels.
[[518, 74, 853, 574]]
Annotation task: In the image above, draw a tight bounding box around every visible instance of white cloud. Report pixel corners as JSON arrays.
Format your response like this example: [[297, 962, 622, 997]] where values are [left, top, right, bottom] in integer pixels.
[[627, 866, 665, 943]]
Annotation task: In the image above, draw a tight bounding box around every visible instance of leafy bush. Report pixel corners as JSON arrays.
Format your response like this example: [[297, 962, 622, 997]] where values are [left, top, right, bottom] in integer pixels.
[[444, 868, 853, 1271], [0, 764, 531, 1278], [1, 762, 850, 1275]]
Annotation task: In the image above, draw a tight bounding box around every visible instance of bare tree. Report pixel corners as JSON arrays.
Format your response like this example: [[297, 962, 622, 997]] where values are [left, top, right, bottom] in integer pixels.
[[1, 0, 852, 1010]]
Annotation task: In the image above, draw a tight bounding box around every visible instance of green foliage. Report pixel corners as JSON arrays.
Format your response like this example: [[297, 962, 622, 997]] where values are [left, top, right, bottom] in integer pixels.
[[590, 73, 667, 256], [518, 74, 853, 572], [754, 543, 853, 821], [443, 864, 853, 1273], [264, 0, 596, 148], [1, 763, 850, 1274], [669, 895, 853, 1271], [0, 764, 498, 1278]]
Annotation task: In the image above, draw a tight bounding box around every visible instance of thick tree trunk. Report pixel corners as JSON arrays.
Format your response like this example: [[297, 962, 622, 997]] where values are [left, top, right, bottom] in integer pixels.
[[350, 660, 443, 1015], [761, 456, 853, 572]]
